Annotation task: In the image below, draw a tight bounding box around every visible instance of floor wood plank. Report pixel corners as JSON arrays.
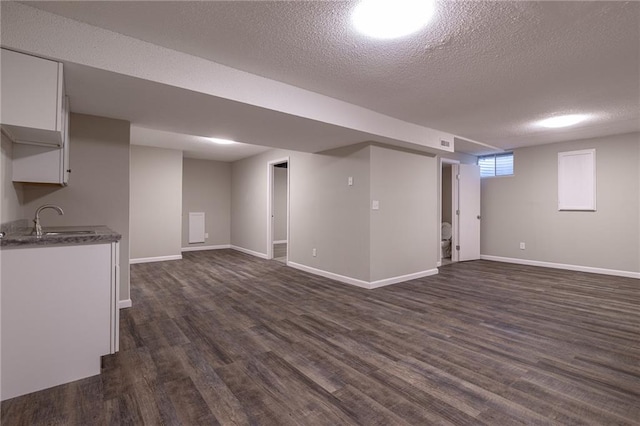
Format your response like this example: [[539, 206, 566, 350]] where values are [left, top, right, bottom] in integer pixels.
[[2, 251, 639, 425]]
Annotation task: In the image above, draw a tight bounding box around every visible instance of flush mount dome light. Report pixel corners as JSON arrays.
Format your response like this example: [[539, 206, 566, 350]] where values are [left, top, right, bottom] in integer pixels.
[[208, 137, 235, 145], [352, 0, 436, 39], [537, 114, 588, 128]]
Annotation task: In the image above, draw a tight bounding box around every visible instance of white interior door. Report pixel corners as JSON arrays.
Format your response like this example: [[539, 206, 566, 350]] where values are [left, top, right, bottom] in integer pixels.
[[457, 164, 481, 261]]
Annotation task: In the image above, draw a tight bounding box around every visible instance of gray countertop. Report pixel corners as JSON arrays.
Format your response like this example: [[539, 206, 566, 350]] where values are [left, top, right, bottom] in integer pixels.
[[0, 225, 121, 248]]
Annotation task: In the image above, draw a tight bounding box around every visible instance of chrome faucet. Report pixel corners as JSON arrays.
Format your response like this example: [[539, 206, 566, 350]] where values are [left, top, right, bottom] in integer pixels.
[[33, 204, 64, 237]]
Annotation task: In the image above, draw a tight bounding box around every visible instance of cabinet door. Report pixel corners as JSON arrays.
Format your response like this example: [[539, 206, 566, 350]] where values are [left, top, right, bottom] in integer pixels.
[[12, 143, 64, 184], [0, 48, 64, 145], [10, 96, 70, 185]]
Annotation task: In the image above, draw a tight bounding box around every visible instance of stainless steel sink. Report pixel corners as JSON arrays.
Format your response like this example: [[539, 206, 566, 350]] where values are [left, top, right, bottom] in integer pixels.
[[44, 230, 96, 236]]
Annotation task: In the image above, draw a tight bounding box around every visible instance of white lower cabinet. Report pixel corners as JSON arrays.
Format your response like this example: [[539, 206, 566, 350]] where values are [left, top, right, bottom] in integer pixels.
[[1, 241, 119, 400]]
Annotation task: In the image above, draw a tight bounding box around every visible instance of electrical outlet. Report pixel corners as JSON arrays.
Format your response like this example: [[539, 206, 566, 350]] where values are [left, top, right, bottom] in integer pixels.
[[519, 242, 525, 250], [312, 248, 317, 257], [348, 176, 353, 186], [205, 233, 209, 239]]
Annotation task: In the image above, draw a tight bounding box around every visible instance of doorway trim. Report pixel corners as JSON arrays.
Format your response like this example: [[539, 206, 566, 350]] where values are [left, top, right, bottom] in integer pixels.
[[439, 158, 460, 266], [267, 157, 290, 261]]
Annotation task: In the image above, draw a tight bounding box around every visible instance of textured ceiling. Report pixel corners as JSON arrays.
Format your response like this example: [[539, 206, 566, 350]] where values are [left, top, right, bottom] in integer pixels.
[[18, 1, 640, 152]]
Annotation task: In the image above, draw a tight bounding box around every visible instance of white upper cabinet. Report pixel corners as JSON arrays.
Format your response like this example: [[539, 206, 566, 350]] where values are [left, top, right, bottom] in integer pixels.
[[11, 96, 70, 185], [1, 48, 65, 146]]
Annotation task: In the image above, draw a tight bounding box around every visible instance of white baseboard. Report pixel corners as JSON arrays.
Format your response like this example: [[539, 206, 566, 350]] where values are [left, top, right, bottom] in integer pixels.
[[129, 255, 182, 264], [118, 299, 132, 309], [481, 255, 640, 279], [369, 268, 439, 289], [182, 244, 230, 252], [230, 245, 268, 259], [288, 262, 371, 288], [273, 240, 288, 244], [288, 262, 439, 289]]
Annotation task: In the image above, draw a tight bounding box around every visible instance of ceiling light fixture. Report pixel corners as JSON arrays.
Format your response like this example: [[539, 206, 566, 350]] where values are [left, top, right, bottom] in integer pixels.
[[537, 114, 588, 129], [351, 0, 436, 40], [208, 137, 236, 145]]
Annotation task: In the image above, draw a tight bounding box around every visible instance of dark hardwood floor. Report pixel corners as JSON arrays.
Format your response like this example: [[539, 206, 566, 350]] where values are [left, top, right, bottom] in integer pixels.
[[2, 250, 639, 425]]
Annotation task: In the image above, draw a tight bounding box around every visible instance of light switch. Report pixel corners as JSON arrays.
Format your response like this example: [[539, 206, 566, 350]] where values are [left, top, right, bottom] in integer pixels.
[[372, 200, 379, 210], [348, 176, 353, 186]]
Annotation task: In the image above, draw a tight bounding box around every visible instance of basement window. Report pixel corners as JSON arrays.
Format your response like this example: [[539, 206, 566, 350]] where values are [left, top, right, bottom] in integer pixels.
[[478, 153, 514, 178]]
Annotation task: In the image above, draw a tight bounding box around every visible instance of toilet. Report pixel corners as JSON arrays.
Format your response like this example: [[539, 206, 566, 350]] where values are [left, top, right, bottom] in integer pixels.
[[441, 222, 452, 258]]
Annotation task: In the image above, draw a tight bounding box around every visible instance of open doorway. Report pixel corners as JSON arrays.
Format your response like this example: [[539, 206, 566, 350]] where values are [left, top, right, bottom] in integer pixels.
[[267, 158, 289, 262], [440, 159, 459, 266], [439, 159, 482, 266]]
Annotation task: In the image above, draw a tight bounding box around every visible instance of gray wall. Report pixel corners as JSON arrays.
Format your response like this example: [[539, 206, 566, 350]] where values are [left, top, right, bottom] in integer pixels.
[[290, 145, 371, 281], [370, 145, 438, 281], [231, 146, 371, 280], [273, 166, 287, 242], [481, 132, 640, 273], [182, 158, 231, 248], [230, 149, 280, 256], [19, 113, 131, 300], [231, 144, 440, 283], [130, 145, 182, 260], [1, 133, 23, 224]]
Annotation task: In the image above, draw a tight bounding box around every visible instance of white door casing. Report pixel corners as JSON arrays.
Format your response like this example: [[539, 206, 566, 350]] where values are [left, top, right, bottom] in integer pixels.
[[266, 157, 290, 260], [440, 158, 460, 264]]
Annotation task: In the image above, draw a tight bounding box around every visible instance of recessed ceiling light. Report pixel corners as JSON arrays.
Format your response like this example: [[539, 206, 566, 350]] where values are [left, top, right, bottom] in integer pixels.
[[537, 114, 588, 128], [208, 137, 235, 145], [351, 0, 436, 40]]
